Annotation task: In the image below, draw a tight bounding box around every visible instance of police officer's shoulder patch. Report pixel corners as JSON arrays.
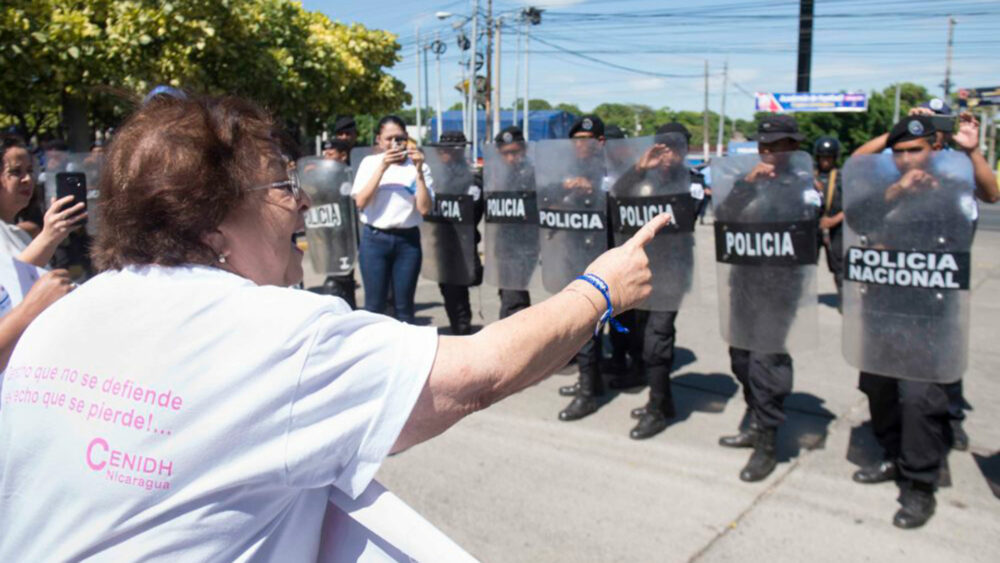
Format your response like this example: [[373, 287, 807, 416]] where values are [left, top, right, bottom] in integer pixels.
[[803, 189, 822, 207]]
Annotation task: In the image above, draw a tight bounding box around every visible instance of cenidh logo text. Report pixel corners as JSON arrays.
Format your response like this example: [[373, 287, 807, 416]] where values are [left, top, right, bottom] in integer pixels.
[[847, 248, 966, 289], [725, 231, 795, 257], [305, 203, 343, 228], [487, 196, 526, 219], [86, 437, 173, 491], [539, 209, 604, 231]]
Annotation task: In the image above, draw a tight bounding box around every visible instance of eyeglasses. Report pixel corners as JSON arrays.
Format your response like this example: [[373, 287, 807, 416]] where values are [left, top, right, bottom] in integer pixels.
[[248, 167, 303, 201]]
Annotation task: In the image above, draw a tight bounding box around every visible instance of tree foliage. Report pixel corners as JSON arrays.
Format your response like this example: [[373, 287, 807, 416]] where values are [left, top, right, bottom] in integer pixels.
[[1, 0, 408, 144]]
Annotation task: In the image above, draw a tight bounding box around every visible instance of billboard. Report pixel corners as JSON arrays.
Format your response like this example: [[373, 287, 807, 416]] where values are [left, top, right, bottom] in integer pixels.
[[957, 86, 1000, 108], [755, 92, 868, 113]]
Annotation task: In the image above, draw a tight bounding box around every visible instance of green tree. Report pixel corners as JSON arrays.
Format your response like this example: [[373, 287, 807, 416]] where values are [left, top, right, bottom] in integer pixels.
[[1, 0, 408, 147]]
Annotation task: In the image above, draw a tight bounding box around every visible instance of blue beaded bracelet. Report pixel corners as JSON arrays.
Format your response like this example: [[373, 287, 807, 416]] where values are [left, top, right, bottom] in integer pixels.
[[575, 273, 630, 337]]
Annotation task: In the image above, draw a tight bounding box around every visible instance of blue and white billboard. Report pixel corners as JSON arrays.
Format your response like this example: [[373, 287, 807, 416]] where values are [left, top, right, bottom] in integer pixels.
[[755, 92, 868, 113]]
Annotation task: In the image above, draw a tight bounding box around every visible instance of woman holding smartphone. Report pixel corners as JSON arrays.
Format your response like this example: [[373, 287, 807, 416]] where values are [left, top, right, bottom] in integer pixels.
[[0, 141, 86, 267], [351, 116, 433, 324]]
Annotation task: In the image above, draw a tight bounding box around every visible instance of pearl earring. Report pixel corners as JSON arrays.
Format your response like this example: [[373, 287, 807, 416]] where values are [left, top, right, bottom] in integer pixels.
[[218, 254, 227, 264]]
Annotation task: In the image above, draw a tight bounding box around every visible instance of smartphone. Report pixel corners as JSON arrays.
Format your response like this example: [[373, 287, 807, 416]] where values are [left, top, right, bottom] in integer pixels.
[[55, 172, 88, 212], [929, 115, 956, 134]]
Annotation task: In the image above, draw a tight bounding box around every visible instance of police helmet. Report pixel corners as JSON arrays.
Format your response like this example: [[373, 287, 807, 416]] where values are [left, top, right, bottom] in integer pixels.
[[813, 136, 841, 157]]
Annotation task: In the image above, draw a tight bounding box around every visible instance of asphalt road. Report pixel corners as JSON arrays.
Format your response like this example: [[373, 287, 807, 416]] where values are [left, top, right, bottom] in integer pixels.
[[978, 201, 1000, 231]]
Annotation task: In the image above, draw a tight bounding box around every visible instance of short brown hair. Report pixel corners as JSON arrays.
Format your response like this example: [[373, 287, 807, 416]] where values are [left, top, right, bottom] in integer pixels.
[[93, 95, 291, 270]]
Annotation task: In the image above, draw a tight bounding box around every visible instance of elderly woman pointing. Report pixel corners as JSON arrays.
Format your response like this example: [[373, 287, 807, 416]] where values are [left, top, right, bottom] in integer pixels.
[[0, 96, 668, 561]]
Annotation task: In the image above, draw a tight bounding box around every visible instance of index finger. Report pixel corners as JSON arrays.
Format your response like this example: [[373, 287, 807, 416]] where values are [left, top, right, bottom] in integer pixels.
[[624, 212, 673, 250]]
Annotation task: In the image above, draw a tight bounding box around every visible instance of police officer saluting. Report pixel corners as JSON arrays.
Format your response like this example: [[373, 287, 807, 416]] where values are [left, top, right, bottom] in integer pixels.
[[607, 123, 702, 439], [712, 115, 821, 481], [813, 136, 844, 304], [842, 115, 985, 528]]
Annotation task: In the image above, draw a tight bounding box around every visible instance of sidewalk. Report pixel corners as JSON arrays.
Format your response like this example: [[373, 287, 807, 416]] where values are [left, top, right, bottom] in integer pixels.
[[308, 224, 1000, 562]]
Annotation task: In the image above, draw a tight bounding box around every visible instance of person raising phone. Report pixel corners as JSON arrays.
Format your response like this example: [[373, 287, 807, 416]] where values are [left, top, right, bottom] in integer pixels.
[[351, 116, 434, 324], [0, 140, 86, 267]]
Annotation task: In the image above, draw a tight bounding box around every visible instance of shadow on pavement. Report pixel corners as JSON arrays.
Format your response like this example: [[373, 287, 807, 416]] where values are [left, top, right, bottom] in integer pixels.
[[668, 372, 740, 424], [973, 452, 1000, 500], [818, 292, 841, 310], [776, 393, 836, 462]]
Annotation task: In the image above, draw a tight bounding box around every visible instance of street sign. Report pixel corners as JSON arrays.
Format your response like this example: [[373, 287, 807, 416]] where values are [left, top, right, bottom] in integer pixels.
[[755, 92, 868, 113], [957, 86, 1000, 108]]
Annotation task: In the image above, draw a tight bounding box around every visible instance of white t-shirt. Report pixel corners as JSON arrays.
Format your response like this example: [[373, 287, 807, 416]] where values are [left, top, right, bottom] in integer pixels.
[[351, 153, 434, 229], [0, 265, 439, 562], [0, 220, 32, 258]]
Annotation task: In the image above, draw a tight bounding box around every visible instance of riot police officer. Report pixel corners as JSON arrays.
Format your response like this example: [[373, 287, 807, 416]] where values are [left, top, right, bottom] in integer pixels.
[[608, 123, 701, 439], [307, 139, 359, 308], [814, 136, 844, 304], [844, 115, 984, 529], [489, 126, 537, 319], [427, 131, 484, 335], [550, 115, 610, 421], [714, 115, 820, 482]]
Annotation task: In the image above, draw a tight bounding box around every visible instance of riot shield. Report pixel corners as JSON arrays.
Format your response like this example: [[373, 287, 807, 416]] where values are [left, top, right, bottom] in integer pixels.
[[419, 146, 478, 286], [711, 151, 819, 353], [535, 138, 608, 293], [841, 152, 975, 383], [43, 151, 103, 237], [298, 157, 358, 277], [349, 146, 375, 168], [607, 134, 699, 311], [482, 142, 540, 290]]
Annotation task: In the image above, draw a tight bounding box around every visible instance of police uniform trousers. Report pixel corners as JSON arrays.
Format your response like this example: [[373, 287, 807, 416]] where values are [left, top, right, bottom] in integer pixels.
[[609, 310, 642, 369], [639, 310, 679, 414], [439, 283, 473, 335], [498, 289, 531, 319], [859, 372, 950, 486], [575, 336, 604, 398], [823, 228, 844, 296], [729, 348, 793, 430]]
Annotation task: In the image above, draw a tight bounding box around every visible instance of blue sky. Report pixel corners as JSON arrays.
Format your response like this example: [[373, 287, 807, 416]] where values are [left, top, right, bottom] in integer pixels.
[[302, 0, 1000, 120]]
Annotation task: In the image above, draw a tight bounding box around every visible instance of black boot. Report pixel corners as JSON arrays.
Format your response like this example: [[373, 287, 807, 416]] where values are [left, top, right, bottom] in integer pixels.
[[629, 408, 673, 440], [893, 482, 936, 529], [950, 420, 969, 451], [739, 428, 778, 482], [630, 406, 647, 419], [852, 460, 898, 484], [559, 396, 599, 421], [719, 421, 760, 448], [558, 382, 580, 397]]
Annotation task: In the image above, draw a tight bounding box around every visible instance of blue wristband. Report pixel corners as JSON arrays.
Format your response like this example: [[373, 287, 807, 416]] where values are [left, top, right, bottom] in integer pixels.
[[575, 273, 630, 337]]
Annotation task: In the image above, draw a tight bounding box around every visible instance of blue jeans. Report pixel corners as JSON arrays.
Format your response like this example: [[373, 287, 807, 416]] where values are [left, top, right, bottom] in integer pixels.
[[359, 224, 422, 324]]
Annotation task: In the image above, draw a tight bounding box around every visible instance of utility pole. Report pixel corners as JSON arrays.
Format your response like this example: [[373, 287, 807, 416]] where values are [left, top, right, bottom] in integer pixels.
[[435, 32, 444, 141], [796, 0, 813, 92], [522, 15, 530, 138], [942, 17, 956, 98], [415, 25, 422, 143], [470, 0, 479, 160], [513, 20, 521, 128], [493, 16, 502, 137], [892, 83, 902, 124], [702, 60, 709, 161], [485, 0, 493, 142], [716, 60, 728, 157], [423, 43, 430, 137]]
